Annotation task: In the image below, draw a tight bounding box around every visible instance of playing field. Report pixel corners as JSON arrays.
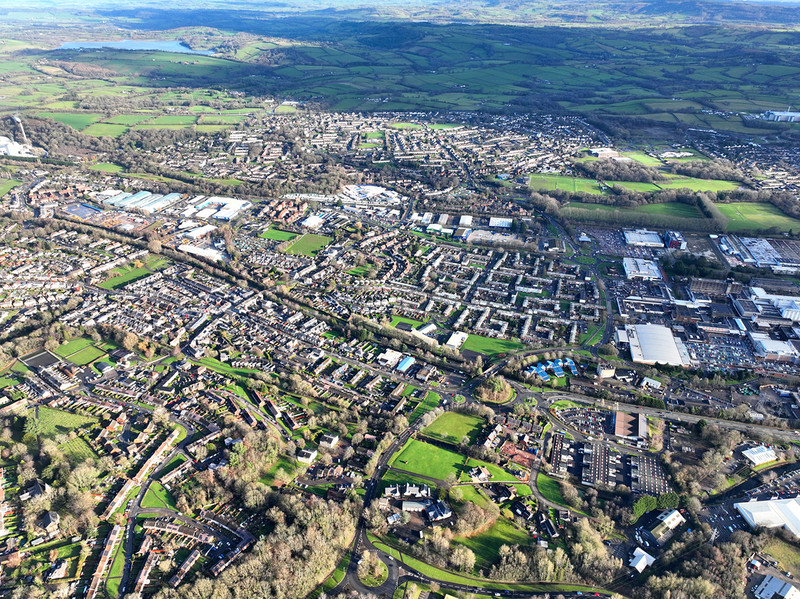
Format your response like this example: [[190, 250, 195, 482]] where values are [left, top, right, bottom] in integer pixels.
[[55, 337, 95, 357], [529, 174, 604, 195], [260, 227, 298, 241], [567, 202, 703, 219], [67, 346, 107, 366], [389, 439, 466, 481], [423, 412, 484, 445], [461, 334, 524, 357], [718, 202, 800, 232], [89, 163, 125, 173], [285, 233, 333, 256]]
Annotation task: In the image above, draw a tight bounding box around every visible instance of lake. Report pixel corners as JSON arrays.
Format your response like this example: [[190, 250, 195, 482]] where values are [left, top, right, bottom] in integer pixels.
[[59, 40, 213, 55]]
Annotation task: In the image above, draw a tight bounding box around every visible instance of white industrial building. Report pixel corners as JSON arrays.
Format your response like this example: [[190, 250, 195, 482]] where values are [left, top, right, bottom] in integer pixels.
[[624, 324, 689, 367], [488, 217, 513, 228], [764, 111, 800, 123], [623, 229, 664, 248], [735, 497, 800, 537], [622, 257, 662, 281], [629, 547, 656, 573], [754, 575, 800, 599], [742, 445, 778, 467], [749, 332, 799, 362], [459, 215, 474, 227]]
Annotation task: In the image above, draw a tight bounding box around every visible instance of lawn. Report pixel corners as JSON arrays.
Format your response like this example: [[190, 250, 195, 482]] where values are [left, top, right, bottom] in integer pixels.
[[423, 412, 484, 445], [260, 227, 298, 241], [389, 439, 466, 481], [550, 399, 584, 410], [34, 407, 98, 437], [453, 515, 531, 569], [150, 115, 198, 125], [141, 481, 177, 510], [536, 473, 568, 506], [67, 346, 106, 366], [285, 233, 333, 257], [0, 179, 22, 197], [566, 201, 703, 219], [461, 334, 524, 357], [718, 202, 800, 232], [390, 122, 422, 129], [529, 174, 604, 195]]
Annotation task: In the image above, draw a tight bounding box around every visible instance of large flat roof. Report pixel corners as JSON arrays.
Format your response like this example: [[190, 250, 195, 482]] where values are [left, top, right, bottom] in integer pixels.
[[626, 324, 685, 366], [735, 497, 800, 537]]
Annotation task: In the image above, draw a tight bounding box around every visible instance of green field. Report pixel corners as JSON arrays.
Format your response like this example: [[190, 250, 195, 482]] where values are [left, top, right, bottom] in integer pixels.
[[36, 112, 101, 130], [54, 337, 95, 357], [82, 123, 129, 137], [141, 481, 177, 510], [536, 473, 569, 506], [718, 202, 800, 232], [423, 412, 484, 445], [285, 233, 333, 256], [389, 439, 466, 481], [461, 334, 524, 357], [408, 391, 441, 424], [390, 315, 424, 328], [97, 258, 167, 290], [150, 115, 198, 125], [453, 515, 531, 569], [260, 227, 298, 241], [0, 179, 22, 197], [390, 122, 422, 129], [105, 114, 155, 125], [89, 163, 125, 173], [34, 407, 98, 437], [59, 437, 98, 462], [67, 346, 106, 366], [764, 538, 800, 577], [529, 174, 604, 194]]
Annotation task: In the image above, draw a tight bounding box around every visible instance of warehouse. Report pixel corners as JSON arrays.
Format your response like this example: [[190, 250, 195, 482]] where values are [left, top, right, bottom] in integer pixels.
[[488, 217, 513, 228], [624, 324, 688, 367], [622, 257, 662, 281], [735, 497, 800, 537], [623, 229, 664, 248], [742, 445, 778, 467]]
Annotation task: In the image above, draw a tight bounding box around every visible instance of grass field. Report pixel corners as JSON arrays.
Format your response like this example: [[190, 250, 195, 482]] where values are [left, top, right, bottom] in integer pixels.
[[423, 412, 484, 445], [530, 174, 604, 194], [550, 399, 584, 410], [389, 439, 466, 481], [105, 114, 155, 125], [408, 391, 441, 424], [718, 202, 800, 232], [82, 123, 129, 137], [453, 515, 531, 569], [461, 334, 524, 357], [54, 337, 94, 357], [89, 162, 125, 173], [37, 112, 101, 130], [34, 407, 98, 437], [285, 233, 333, 256], [764, 537, 800, 576], [260, 227, 298, 241], [390, 122, 422, 129], [536, 473, 569, 506], [141, 481, 177, 510], [59, 437, 98, 462], [390, 315, 424, 328], [0, 179, 22, 198], [98, 266, 152, 290], [67, 346, 106, 366]]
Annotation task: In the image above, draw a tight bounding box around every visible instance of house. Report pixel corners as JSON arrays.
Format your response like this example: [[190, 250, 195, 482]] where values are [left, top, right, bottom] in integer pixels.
[[645, 509, 686, 545], [20, 479, 51, 502], [297, 449, 318, 464], [425, 500, 453, 522], [319, 434, 339, 449], [470, 466, 491, 482], [512, 500, 533, 521]]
